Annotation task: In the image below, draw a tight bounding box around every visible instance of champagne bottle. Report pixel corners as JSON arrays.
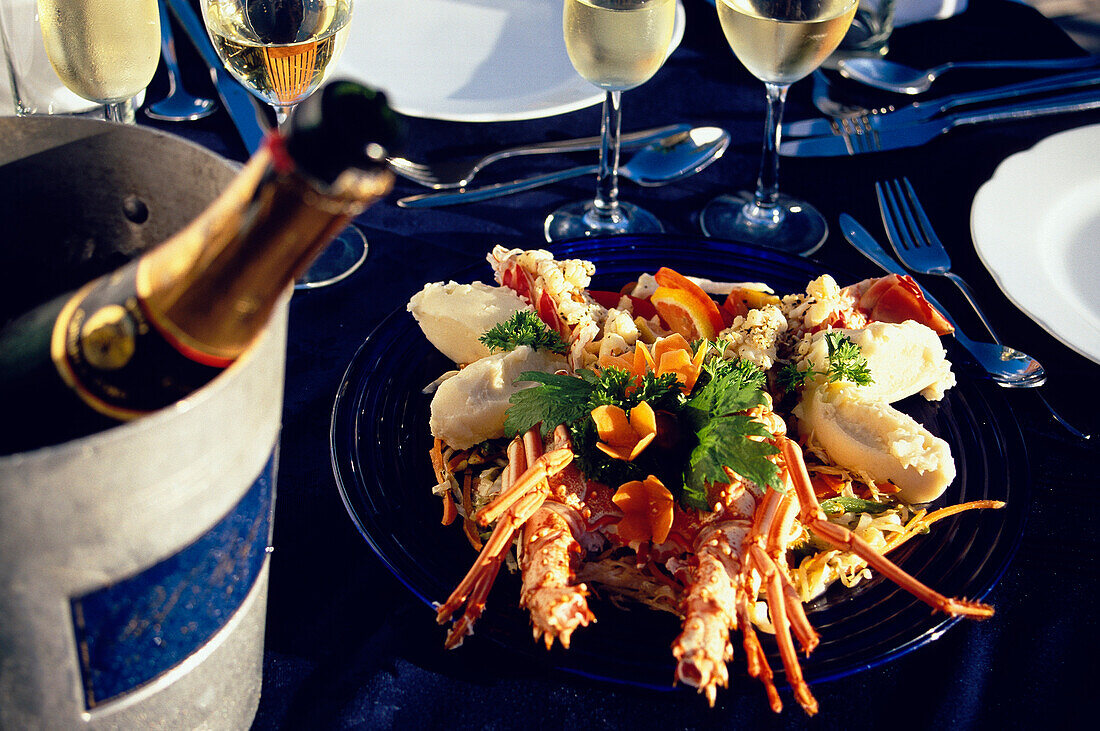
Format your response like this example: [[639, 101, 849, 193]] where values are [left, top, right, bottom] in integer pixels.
[[0, 79, 402, 455]]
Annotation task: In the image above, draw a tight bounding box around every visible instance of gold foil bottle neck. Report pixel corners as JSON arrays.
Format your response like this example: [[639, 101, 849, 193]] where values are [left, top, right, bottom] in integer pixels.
[[136, 142, 394, 362]]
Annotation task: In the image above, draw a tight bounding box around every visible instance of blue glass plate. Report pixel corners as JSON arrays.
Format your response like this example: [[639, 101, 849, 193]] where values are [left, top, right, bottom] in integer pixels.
[[330, 234, 1028, 691]]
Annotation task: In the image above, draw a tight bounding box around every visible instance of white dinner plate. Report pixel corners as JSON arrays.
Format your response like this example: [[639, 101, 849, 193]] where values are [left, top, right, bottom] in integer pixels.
[[333, 0, 686, 122], [970, 123, 1100, 364]]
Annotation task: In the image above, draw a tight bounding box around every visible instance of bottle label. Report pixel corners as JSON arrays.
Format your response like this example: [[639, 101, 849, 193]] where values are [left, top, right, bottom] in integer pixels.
[[69, 451, 276, 709], [51, 266, 226, 420]]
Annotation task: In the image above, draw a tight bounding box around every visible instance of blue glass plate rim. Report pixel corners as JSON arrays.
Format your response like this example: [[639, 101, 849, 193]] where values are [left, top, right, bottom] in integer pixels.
[[330, 233, 1029, 693]]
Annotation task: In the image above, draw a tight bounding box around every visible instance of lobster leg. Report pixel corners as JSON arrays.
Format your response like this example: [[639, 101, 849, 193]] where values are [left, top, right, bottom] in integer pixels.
[[437, 428, 573, 648], [437, 489, 548, 648], [736, 591, 782, 713], [475, 447, 573, 526], [752, 491, 820, 656], [751, 545, 819, 716], [779, 438, 994, 619]]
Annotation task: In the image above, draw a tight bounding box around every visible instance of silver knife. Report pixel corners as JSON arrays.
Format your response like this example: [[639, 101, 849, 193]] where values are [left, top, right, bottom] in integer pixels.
[[840, 214, 1045, 386], [165, 0, 269, 154], [785, 68, 1100, 138], [780, 89, 1100, 156]]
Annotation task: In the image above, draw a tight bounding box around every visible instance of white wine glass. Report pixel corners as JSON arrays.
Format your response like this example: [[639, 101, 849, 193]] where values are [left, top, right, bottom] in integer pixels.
[[37, 0, 161, 123], [544, 0, 677, 242], [200, 0, 366, 289], [700, 0, 857, 255]]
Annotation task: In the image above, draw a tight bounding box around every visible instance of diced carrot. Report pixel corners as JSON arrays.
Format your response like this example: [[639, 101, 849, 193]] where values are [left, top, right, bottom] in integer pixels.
[[461, 471, 474, 514], [447, 450, 469, 473], [652, 332, 692, 360], [811, 472, 846, 498], [591, 404, 634, 444], [441, 492, 458, 526], [430, 439, 446, 483], [653, 335, 705, 394]]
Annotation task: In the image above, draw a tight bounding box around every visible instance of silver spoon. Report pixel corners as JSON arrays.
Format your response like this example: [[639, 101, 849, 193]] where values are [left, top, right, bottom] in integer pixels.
[[810, 70, 893, 118], [837, 55, 1100, 95], [397, 127, 730, 208], [145, 1, 217, 121]]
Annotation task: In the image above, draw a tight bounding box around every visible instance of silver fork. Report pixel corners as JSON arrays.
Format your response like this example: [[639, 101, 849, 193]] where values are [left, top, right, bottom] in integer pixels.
[[876, 177, 1090, 439], [389, 123, 690, 189], [836, 116, 880, 155], [876, 178, 996, 334]]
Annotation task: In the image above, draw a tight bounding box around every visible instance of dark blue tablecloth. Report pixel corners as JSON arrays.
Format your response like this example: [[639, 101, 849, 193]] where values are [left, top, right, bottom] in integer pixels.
[[144, 1, 1099, 727]]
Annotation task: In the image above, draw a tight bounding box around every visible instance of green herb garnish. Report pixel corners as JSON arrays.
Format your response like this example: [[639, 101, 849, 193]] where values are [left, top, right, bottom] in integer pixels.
[[822, 331, 873, 385], [504, 370, 597, 438], [503, 367, 682, 439], [778, 332, 873, 392], [681, 359, 780, 509], [479, 310, 567, 354], [504, 366, 684, 490]]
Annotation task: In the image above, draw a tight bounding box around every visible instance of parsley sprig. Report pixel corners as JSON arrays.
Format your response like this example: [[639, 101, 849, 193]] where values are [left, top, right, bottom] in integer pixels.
[[479, 310, 567, 354], [778, 332, 873, 392], [681, 359, 780, 509]]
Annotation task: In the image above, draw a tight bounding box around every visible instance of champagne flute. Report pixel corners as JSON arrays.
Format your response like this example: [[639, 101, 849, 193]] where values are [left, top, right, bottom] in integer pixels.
[[200, 0, 366, 289], [700, 0, 857, 255], [544, 0, 676, 242], [36, 0, 161, 123]]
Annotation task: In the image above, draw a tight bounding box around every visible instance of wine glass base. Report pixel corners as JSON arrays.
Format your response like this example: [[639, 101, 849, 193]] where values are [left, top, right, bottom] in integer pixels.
[[294, 225, 369, 291], [699, 191, 827, 256], [544, 200, 664, 242]]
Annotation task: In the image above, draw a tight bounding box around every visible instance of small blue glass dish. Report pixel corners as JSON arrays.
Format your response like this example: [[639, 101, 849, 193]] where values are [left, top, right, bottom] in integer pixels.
[[330, 234, 1029, 691]]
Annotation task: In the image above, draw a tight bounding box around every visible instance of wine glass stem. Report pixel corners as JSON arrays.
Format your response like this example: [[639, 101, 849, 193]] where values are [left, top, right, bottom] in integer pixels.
[[591, 90, 623, 223], [105, 97, 137, 124], [748, 82, 790, 222], [273, 104, 295, 128]]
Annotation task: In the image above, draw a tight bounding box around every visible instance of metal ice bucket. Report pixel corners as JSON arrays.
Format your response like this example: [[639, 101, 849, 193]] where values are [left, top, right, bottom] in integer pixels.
[[0, 117, 285, 728]]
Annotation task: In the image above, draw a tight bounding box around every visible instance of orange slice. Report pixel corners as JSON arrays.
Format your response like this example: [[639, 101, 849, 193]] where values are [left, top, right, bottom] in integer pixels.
[[651, 286, 723, 341]]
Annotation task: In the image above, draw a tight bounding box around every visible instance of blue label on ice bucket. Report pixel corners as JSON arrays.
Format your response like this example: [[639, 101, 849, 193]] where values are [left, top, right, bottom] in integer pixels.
[[70, 451, 277, 709]]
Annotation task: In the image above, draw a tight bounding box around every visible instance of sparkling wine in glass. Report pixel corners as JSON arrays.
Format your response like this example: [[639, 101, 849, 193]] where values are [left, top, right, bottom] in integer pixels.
[[700, 0, 856, 255], [36, 0, 161, 123], [545, 0, 676, 242], [201, 0, 365, 288]]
